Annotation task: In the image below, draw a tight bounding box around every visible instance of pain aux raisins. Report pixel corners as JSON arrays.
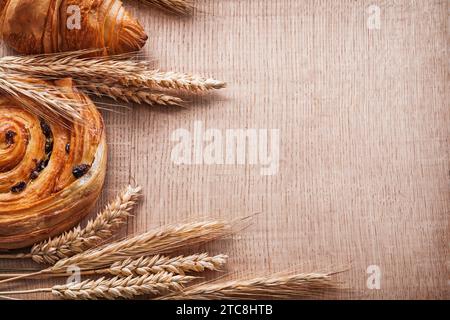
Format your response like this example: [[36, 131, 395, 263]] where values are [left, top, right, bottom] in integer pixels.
[[5, 130, 16, 145], [11, 181, 26, 193], [72, 164, 91, 179]]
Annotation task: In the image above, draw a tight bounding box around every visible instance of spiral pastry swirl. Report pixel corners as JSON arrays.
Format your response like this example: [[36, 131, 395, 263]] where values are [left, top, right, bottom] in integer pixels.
[[0, 78, 106, 250]]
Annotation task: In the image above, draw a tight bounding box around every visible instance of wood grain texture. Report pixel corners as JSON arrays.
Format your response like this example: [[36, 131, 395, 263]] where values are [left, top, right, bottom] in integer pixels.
[[0, 0, 448, 299]]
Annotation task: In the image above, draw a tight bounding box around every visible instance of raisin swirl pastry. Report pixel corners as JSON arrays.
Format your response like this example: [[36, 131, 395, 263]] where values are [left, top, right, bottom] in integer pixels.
[[0, 78, 107, 250]]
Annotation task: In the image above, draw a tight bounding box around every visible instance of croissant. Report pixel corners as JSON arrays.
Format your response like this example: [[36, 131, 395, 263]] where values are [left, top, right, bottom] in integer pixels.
[[0, 0, 148, 55], [0, 78, 107, 249]]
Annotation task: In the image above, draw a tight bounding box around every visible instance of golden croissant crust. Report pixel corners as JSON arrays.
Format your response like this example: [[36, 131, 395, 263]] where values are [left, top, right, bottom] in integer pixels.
[[0, 0, 148, 55], [0, 78, 107, 249]]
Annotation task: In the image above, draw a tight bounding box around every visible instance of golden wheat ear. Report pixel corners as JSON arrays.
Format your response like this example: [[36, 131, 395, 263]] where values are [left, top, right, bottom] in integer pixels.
[[0, 272, 196, 300], [30, 185, 142, 264], [158, 272, 341, 300], [138, 0, 194, 15]]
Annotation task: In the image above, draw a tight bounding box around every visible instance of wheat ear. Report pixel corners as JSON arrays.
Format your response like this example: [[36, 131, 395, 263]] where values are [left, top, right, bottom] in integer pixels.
[[0, 272, 194, 300], [0, 71, 83, 123], [0, 51, 226, 93], [29, 185, 141, 264], [138, 0, 194, 15], [82, 82, 184, 106], [0, 253, 227, 279], [158, 272, 339, 300], [128, 70, 226, 92], [100, 253, 228, 276]]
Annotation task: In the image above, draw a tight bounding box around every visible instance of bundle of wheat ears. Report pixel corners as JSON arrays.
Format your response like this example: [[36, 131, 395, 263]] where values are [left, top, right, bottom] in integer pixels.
[[0, 49, 226, 125], [0, 186, 343, 300]]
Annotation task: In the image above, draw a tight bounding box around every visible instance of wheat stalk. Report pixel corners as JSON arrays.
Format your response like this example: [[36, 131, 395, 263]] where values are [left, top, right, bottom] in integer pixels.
[[0, 253, 227, 279], [128, 70, 226, 92], [54, 272, 195, 300], [0, 272, 194, 300], [158, 272, 339, 300], [0, 253, 30, 260], [101, 253, 228, 276], [0, 70, 83, 123], [0, 50, 147, 79], [82, 82, 184, 106], [26, 186, 142, 265], [138, 0, 194, 15], [0, 51, 226, 93]]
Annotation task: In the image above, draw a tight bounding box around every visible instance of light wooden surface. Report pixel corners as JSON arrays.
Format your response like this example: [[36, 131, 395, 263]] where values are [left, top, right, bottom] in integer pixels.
[[1, 0, 448, 299]]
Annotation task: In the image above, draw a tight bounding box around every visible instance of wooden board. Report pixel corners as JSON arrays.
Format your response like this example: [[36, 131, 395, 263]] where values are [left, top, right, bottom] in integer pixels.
[[0, 0, 448, 299]]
